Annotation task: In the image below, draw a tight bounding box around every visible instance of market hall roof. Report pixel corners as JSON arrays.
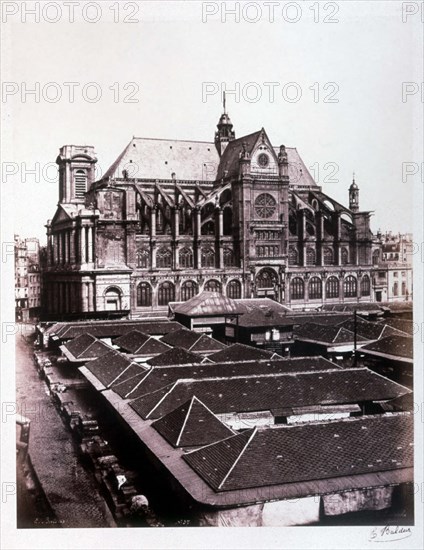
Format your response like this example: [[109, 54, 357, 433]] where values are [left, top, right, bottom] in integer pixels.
[[129, 367, 410, 420], [184, 413, 413, 492], [173, 291, 242, 316], [360, 335, 413, 362]]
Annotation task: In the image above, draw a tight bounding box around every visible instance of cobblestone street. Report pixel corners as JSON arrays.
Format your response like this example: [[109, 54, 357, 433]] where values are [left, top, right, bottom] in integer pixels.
[[16, 327, 115, 528]]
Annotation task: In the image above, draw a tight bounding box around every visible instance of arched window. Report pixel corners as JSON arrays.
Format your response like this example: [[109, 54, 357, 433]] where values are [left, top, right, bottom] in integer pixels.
[[401, 281, 406, 295], [201, 247, 215, 268], [74, 169, 87, 199], [323, 247, 334, 265], [361, 275, 371, 296], [326, 276, 340, 298], [290, 277, 304, 300], [256, 269, 277, 289], [137, 282, 152, 307], [393, 282, 398, 296], [181, 280, 198, 301], [179, 247, 193, 268], [343, 275, 357, 298], [204, 279, 221, 292], [306, 248, 316, 266], [309, 277, 322, 299], [223, 208, 232, 235], [341, 247, 349, 265], [137, 249, 150, 269], [288, 246, 298, 266], [223, 247, 235, 267], [227, 279, 241, 299], [104, 287, 122, 311], [158, 281, 175, 306], [156, 247, 172, 268]]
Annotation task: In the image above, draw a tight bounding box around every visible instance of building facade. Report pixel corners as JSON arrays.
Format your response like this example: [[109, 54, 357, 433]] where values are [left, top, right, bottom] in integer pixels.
[[15, 236, 42, 321], [44, 111, 378, 319]]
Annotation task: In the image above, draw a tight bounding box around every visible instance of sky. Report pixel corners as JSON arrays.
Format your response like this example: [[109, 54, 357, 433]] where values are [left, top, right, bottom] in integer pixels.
[[2, 0, 423, 245]]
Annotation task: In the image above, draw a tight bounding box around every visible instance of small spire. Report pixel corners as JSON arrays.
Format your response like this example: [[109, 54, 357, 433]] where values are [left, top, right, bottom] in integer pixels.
[[352, 171, 355, 183], [223, 91, 226, 114]]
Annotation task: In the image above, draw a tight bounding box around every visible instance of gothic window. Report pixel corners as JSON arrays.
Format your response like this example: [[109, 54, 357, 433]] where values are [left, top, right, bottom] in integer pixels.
[[158, 281, 175, 306], [74, 169, 87, 198], [361, 275, 371, 296], [156, 208, 164, 234], [393, 282, 398, 296], [290, 277, 305, 300], [227, 279, 241, 299], [156, 247, 172, 268], [343, 275, 357, 298], [254, 193, 277, 219], [288, 246, 298, 265], [326, 276, 340, 298], [179, 247, 193, 268], [201, 247, 215, 268], [202, 220, 215, 235], [181, 280, 198, 301], [223, 208, 232, 235], [341, 247, 349, 265], [137, 249, 150, 269], [306, 248, 316, 266], [223, 247, 235, 267], [256, 269, 277, 289], [289, 213, 297, 236], [323, 247, 334, 265], [137, 282, 152, 307], [204, 279, 221, 292], [306, 222, 315, 236], [309, 277, 322, 299]]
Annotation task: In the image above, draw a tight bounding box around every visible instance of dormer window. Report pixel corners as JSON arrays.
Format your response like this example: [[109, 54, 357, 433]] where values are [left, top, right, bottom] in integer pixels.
[[74, 169, 87, 198]]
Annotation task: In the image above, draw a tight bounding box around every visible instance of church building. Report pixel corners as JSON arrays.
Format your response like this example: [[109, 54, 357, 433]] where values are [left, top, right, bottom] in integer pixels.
[[44, 108, 377, 319]]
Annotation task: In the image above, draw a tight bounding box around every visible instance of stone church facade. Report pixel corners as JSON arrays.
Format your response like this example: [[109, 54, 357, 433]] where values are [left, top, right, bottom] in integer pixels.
[[44, 110, 377, 318]]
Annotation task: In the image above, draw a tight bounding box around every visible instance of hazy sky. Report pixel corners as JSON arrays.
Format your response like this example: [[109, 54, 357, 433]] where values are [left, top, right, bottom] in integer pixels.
[[2, 0, 422, 244]]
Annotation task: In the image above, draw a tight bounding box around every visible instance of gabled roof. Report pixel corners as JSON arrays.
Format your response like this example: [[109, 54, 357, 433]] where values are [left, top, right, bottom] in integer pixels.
[[216, 131, 262, 180], [122, 356, 341, 400], [60, 334, 112, 362], [184, 414, 413, 491], [131, 336, 172, 356], [337, 317, 407, 340], [101, 137, 220, 182], [148, 347, 203, 367], [360, 335, 413, 361], [173, 291, 241, 316], [235, 308, 294, 328], [84, 349, 143, 387], [380, 393, 414, 412], [113, 330, 151, 353], [160, 328, 226, 353], [129, 367, 410, 420], [152, 396, 235, 448], [294, 323, 370, 345], [208, 343, 279, 363], [110, 372, 150, 399]]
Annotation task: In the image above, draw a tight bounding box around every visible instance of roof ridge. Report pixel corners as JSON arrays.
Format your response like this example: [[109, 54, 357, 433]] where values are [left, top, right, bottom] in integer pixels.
[[176, 396, 196, 447], [125, 368, 154, 398], [188, 335, 203, 351], [218, 428, 258, 490], [145, 381, 180, 419]]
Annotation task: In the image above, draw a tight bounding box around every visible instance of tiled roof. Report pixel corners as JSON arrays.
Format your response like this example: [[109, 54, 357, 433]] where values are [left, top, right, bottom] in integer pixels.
[[51, 320, 182, 340], [361, 335, 413, 360], [152, 396, 235, 448], [102, 136, 220, 182], [84, 349, 144, 387], [294, 323, 369, 345], [124, 357, 339, 400], [161, 328, 203, 349], [148, 347, 203, 367], [134, 337, 172, 356], [337, 317, 407, 340], [109, 372, 149, 398], [190, 334, 227, 353], [130, 367, 410, 420], [184, 414, 413, 491], [173, 291, 241, 316], [235, 298, 291, 314], [377, 318, 414, 336], [208, 343, 278, 363], [380, 393, 414, 412], [63, 333, 97, 358], [321, 303, 383, 313], [235, 309, 294, 328], [113, 330, 151, 353]]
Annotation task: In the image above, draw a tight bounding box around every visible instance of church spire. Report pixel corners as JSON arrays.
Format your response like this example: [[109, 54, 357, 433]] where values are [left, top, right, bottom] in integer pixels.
[[214, 96, 235, 156], [349, 172, 359, 212]]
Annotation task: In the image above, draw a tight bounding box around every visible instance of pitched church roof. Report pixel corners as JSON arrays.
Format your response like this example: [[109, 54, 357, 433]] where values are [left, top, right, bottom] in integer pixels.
[[152, 396, 235, 447], [102, 137, 220, 182]]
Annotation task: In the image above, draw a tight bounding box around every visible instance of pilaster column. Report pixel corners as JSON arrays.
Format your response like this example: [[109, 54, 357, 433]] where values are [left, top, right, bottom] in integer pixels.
[[70, 229, 76, 264], [82, 282, 88, 312], [88, 281, 94, 312], [80, 226, 86, 264], [87, 226, 93, 263], [150, 207, 156, 238]]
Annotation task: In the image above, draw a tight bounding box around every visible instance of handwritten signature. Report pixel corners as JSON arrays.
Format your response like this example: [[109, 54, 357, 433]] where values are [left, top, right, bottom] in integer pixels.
[[369, 525, 412, 543]]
